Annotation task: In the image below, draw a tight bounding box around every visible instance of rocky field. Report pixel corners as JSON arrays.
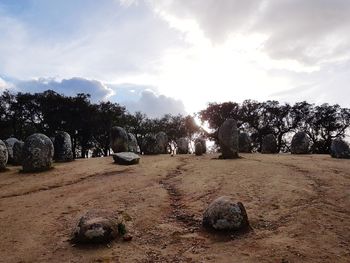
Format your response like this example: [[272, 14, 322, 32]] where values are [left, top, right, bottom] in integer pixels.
[[0, 154, 349, 263]]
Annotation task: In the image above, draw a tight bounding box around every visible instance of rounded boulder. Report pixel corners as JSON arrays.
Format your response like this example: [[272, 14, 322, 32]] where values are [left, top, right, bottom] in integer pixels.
[[22, 133, 54, 172], [54, 131, 73, 162], [203, 196, 249, 231], [330, 139, 350, 159], [13, 140, 24, 165], [291, 132, 310, 154]]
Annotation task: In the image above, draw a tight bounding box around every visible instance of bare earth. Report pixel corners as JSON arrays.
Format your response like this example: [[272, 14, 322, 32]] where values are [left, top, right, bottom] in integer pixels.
[[0, 154, 350, 263]]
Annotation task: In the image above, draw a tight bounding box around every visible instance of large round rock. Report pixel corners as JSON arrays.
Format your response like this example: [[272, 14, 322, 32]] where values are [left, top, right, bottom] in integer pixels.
[[156, 132, 168, 154], [13, 140, 24, 165], [72, 210, 120, 244], [110, 126, 128, 153], [142, 134, 159, 154], [261, 134, 278, 154], [176, 137, 189, 154], [54, 131, 73, 162], [195, 138, 206, 154], [203, 196, 249, 231], [22, 133, 54, 172], [5, 137, 20, 164], [291, 132, 310, 154], [127, 133, 139, 153], [330, 139, 350, 159], [0, 140, 8, 171], [218, 119, 239, 159], [239, 133, 252, 153]]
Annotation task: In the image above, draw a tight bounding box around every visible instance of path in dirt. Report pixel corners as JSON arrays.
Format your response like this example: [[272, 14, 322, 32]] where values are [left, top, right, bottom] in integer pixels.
[[0, 154, 349, 262]]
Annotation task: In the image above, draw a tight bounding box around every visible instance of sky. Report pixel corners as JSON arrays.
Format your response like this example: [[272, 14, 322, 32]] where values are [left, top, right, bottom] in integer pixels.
[[1, 0, 350, 117]]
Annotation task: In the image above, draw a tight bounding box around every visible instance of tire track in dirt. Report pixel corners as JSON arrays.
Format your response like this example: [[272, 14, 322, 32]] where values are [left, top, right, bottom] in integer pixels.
[[0, 168, 131, 200], [159, 157, 201, 230]]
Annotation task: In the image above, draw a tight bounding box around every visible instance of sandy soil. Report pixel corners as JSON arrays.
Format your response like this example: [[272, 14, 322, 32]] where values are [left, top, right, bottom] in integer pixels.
[[0, 153, 349, 263]]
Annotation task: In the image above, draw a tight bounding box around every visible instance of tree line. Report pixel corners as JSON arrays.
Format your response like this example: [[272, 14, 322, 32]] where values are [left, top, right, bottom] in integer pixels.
[[0, 90, 201, 158], [199, 100, 350, 153], [1, 90, 349, 156]]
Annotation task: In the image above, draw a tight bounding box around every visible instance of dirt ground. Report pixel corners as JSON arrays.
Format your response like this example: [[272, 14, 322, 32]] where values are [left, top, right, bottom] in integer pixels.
[[0, 153, 349, 263]]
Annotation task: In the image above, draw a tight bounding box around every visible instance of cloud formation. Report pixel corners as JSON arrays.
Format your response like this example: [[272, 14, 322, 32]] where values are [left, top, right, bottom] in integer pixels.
[[154, 0, 350, 65], [14, 77, 114, 102]]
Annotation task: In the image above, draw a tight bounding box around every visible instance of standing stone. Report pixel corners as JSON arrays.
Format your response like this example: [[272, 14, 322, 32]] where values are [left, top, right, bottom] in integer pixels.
[[110, 126, 128, 153], [291, 132, 310, 154], [156, 132, 168, 154], [22, 133, 54, 172], [5, 137, 19, 164], [195, 138, 207, 154], [54, 131, 73, 162], [12, 140, 24, 165], [218, 119, 239, 159], [0, 140, 8, 171], [239, 133, 252, 153], [330, 139, 350, 159], [176, 137, 189, 154], [142, 134, 159, 154], [127, 133, 139, 153], [195, 142, 203, 156], [203, 196, 249, 231], [261, 134, 278, 154]]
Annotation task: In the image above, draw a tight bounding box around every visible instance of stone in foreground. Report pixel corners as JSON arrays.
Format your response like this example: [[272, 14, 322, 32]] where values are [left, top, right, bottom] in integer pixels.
[[113, 152, 140, 165], [218, 119, 239, 159], [12, 140, 24, 165], [54, 131, 73, 162], [261, 134, 278, 154], [330, 139, 350, 159], [203, 196, 249, 231], [0, 140, 8, 171], [72, 211, 120, 244], [291, 132, 310, 154], [22, 133, 54, 172]]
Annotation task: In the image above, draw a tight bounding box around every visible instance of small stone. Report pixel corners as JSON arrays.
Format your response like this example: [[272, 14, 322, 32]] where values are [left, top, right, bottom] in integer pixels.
[[112, 152, 140, 165], [72, 211, 120, 244], [123, 234, 133, 242], [203, 196, 249, 231]]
